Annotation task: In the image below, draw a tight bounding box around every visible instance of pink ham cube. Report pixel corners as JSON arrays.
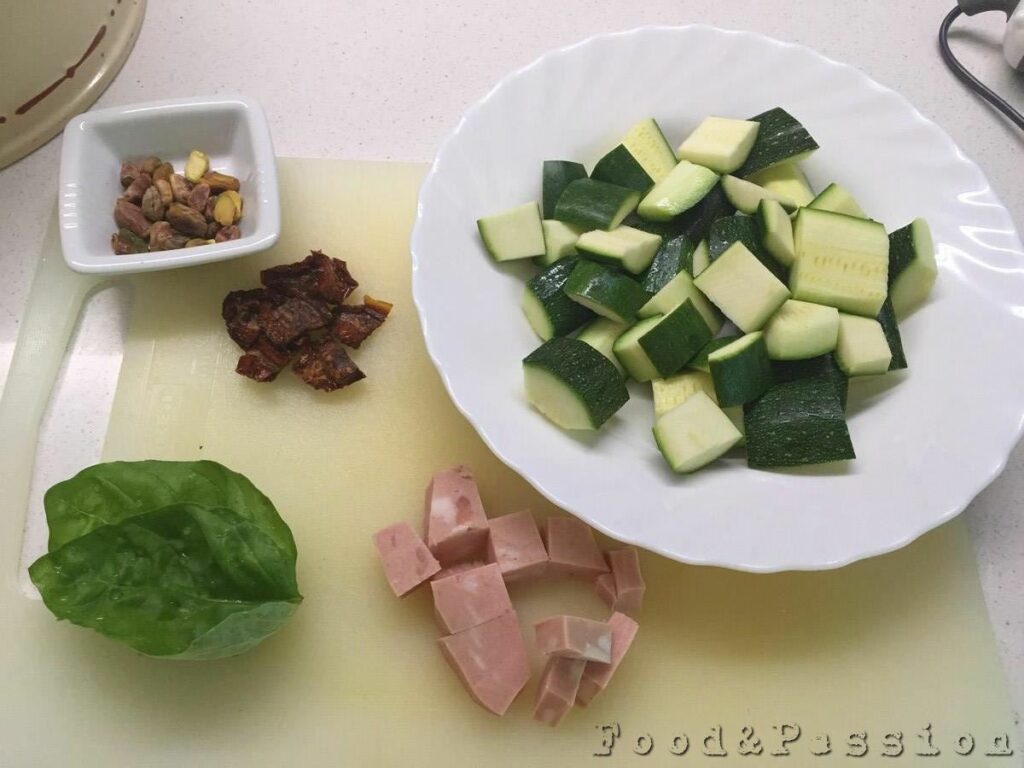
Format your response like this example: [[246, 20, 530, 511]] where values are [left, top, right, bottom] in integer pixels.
[[534, 615, 612, 663], [431, 560, 487, 582], [544, 517, 608, 579], [576, 612, 639, 707], [373, 521, 441, 597], [533, 656, 586, 727], [424, 466, 489, 565], [486, 510, 548, 582], [431, 563, 514, 634], [593, 573, 617, 609], [438, 611, 530, 716], [606, 547, 646, 616]]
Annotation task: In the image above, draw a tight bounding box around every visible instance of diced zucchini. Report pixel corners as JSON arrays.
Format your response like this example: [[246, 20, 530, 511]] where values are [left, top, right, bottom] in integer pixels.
[[808, 182, 867, 219], [675, 117, 760, 175], [477, 202, 546, 261], [757, 198, 796, 267], [790, 208, 889, 317], [613, 300, 712, 382], [638, 269, 723, 334], [652, 370, 716, 417], [695, 241, 791, 332], [721, 175, 793, 215], [708, 214, 787, 282], [554, 179, 640, 231], [576, 318, 628, 376], [592, 145, 653, 192], [542, 161, 588, 219], [737, 107, 820, 177], [746, 162, 815, 209], [641, 235, 697, 292], [564, 260, 648, 323], [521, 258, 595, 340], [687, 335, 741, 373], [653, 391, 743, 473], [692, 238, 710, 276], [576, 226, 662, 275], [762, 300, 840, 360], [637, 161, 720, 222], [743, 376, 855, 468], [708, 332, 773, 407], [888, 218, 937, 317], [835, 313, 892, 376], [621, 118, 678, 182], [523, 338, 629, 430], [624, 183, 734, 245], [876, 297, 907, 371], [536, 220, 583, 267], [772, 355, 848, 411]]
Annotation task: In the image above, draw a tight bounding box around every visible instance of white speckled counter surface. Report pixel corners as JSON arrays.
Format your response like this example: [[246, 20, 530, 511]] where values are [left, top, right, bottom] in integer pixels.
[[1, 0, 1022, 725]]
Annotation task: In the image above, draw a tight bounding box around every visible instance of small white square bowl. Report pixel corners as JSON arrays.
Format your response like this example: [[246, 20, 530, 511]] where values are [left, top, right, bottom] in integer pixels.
[[59, 95, 280, 274]]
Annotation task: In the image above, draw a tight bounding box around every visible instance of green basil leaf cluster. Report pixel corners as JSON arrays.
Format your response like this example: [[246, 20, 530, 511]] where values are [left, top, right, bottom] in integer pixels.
[[28, 460, 302, 660]]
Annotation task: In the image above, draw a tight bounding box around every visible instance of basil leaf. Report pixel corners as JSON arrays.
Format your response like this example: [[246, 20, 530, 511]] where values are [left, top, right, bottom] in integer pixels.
[[29, 502, 302, 659], [43, 460, 296, 561]]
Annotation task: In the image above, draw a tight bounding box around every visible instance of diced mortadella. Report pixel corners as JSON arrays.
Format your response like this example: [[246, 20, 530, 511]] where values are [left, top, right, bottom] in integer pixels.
[[424, 465, 489, 565], [431, 560, 487, 582], [593, 572, 617, 609], [576, 612, 639, 707], [431, 562, 514, 634], [543, 517, 609, 579], [373, 521, 441, 597], [533, 656, 586, 727], [534, 615, 612, 663], [606, 547, 646, 616], [438, 611, 531, 716], [486, 510, 548, 582]]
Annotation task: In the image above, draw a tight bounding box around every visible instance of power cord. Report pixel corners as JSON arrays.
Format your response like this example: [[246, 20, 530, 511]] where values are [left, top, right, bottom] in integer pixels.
[[939, 6, 1024, 130]]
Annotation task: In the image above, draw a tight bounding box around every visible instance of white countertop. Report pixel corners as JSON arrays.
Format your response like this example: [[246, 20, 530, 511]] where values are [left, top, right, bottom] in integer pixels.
[[1, 0, 1022, 723]]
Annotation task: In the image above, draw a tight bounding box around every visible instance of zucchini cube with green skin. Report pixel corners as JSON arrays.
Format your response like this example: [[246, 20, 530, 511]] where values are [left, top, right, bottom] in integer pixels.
[[477, 202, 546, 261], [743, 375, 854, 468], [522, 258, 595, 340], [576, 318, 629, 377], [652, 370, 716, 417], [554, 179, 640, 231], [676, 117, 760, 175], [790, 208, 890, 317], [708, 214, 787, 282], [591, 145, 653, 193], [835, 313, 892, 376], [613, 299, 713, 382], [653, 391, 743, 473], [641, 235, 697, 293], [637, 161, 720, 222], [564, 260, 648, 324], [772, 355, 848, 411], [876, 298, 908, 370], [694, 241, 791, 332], [888, 218, 937, 318], [691, 238, 710, 276], [576, 226, 662, 275], [687, 335, 741, 373], [708, 332, 773, 407], [746, 162, 814, 209], [621, 118, 679, 182], [536, 220, 583, 267], [757, 198, 795, 267], [721, 175, 793, 215], [762, 300, 839, 360], [639, 269, 723, 335], [808, 182, 867, 219], [737, 107, 819, 177], [543, 160, 587, 219], [523, 338, 629, 430]]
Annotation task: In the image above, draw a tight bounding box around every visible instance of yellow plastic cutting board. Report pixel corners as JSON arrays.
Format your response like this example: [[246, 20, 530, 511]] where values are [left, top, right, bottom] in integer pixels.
[[0, 159, 1017, 766]]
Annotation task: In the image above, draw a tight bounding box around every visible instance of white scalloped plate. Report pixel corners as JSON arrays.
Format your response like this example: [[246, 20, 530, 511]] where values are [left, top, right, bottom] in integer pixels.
[[411, 26, 1024, 572]]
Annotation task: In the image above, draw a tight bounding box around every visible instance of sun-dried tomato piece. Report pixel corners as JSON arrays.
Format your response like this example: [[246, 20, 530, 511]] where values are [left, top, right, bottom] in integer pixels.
[[260, 250, 358, 304], [292, 336, 366, 391]]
